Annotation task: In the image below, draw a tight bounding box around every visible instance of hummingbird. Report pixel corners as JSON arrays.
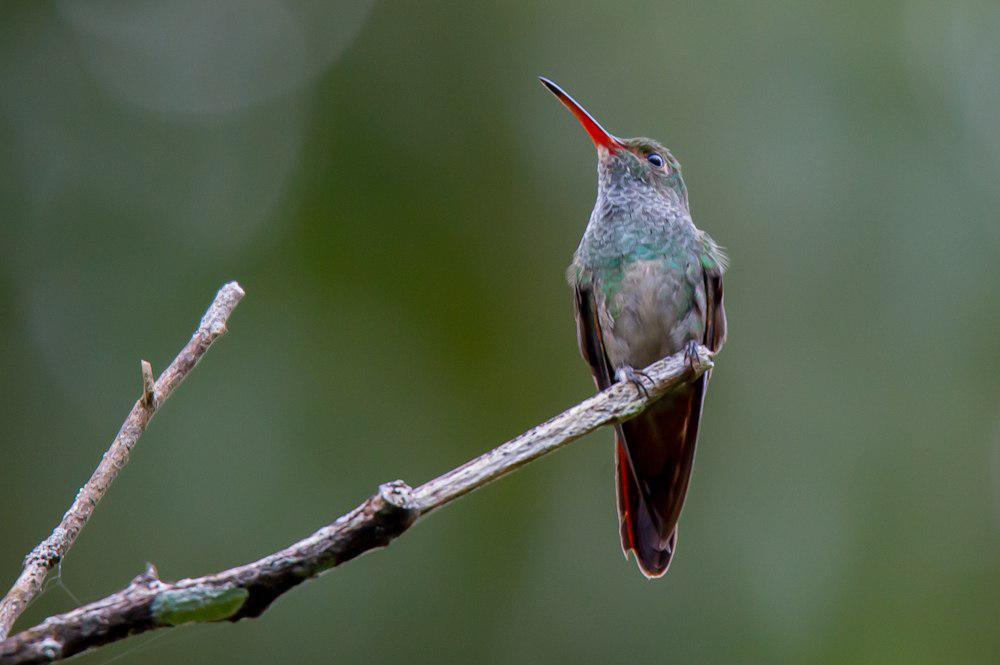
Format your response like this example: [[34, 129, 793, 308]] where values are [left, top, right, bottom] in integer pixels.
[[540, 77, 728, 578]]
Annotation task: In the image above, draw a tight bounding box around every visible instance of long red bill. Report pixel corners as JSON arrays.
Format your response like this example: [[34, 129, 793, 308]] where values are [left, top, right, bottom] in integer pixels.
[[539, 77, 623, 152]]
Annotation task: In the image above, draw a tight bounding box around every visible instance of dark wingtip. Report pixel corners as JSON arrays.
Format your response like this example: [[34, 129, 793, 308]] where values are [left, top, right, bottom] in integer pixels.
[[632, 528, 677, 579]]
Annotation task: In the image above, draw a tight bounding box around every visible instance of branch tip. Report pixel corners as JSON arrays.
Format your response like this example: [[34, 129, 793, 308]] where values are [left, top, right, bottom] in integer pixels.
[[198, 282, 245, 336], [224, 281, 245, 298]]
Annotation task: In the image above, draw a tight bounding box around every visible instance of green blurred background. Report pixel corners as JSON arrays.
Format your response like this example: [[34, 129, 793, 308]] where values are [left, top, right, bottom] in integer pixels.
[[2, 1, 999, 662]]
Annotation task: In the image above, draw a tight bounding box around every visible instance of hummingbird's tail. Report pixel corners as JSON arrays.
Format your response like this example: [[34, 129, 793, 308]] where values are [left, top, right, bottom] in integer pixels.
[[615, 374, 706, 578]]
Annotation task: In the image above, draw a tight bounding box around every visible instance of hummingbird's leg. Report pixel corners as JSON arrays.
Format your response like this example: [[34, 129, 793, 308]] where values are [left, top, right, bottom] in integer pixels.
[[683, 340, 701, 374], [616, 364, 653, 399]]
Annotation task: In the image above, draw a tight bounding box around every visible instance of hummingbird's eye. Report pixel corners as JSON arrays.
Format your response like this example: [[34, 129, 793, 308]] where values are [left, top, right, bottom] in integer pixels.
[[647, 153, 665, 168]]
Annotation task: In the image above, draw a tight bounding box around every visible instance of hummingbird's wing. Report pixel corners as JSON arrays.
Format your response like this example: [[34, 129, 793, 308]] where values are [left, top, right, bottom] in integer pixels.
[[573, 285, 615, 391], [703, 260, 727, 355], [575, 261, 726, 579], [621, 263, 725, 578], [573, 284, 660, 568]]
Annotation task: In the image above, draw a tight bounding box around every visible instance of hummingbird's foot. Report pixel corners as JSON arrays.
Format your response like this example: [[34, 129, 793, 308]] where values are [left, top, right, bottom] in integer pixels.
[[617, 365, 653, 399], [683, 340, 702, 373]]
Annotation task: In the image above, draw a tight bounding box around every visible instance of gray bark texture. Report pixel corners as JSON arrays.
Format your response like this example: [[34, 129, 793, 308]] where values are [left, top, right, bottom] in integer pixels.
[[0, 283, 712, 664]]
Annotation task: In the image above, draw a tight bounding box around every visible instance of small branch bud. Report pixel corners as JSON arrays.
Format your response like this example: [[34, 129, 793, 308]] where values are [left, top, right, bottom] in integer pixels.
[[140, 360, 155, 408]]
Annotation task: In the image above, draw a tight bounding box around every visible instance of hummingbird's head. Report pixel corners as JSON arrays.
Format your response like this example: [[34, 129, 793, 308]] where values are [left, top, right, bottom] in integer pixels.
[[539, 77, 688, 212]]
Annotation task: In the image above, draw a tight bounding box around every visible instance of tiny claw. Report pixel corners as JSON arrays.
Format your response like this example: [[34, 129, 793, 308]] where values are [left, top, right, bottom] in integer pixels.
[[683, 341, 701, 373], [617, 365, 652, 399]]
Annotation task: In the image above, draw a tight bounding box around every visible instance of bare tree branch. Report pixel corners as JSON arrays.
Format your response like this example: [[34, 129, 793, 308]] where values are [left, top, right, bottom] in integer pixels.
[[0, 341, 712, 664], [0, 282, 245, 642], [410, 349, 710, 514]]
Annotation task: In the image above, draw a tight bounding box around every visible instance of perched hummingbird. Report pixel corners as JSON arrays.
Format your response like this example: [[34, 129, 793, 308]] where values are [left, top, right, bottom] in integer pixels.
[[540, 77, 728, 578]]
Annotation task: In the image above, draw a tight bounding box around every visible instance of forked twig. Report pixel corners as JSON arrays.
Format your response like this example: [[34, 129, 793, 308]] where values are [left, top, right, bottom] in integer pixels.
[[0, 284, 713, 665], [0, 282, 245, 642]]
